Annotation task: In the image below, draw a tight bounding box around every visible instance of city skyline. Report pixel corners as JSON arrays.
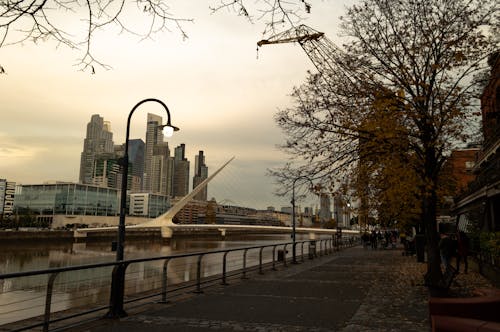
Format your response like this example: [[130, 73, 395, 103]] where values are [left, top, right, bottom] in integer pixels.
[[0, 1, 352, 209]]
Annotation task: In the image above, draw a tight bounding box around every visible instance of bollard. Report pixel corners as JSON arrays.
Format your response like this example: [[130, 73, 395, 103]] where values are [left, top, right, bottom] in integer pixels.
[[160, 258, 171, 303], [195, 254, 204, 293], [221, 252, 229, 285]]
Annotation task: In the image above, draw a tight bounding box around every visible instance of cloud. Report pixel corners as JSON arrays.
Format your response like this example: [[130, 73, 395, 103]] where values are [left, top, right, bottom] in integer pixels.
[[0, 134, 81, 183]]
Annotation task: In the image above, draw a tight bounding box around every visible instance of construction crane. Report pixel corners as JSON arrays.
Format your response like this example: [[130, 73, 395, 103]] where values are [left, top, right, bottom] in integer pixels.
[[258, 25, 371, 230], [257, 24, 349, 88]]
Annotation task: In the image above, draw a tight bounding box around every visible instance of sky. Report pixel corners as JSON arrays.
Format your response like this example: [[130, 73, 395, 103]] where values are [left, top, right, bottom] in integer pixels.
[[0, 0, 354, 210]]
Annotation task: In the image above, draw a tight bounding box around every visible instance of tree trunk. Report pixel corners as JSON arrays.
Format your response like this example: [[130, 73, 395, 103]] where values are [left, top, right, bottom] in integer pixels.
[[421, 147, 444, 289], [423, 193, 443, 287]]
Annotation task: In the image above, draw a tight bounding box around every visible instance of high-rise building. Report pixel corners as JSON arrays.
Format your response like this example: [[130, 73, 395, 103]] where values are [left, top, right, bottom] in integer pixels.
[[151, 143, 174, 196], [114, 139, 145, 192], [319, 193, 332, 224], [333, 195, 345, 227], [173, 144, 190, 197], [143, 113, 164, 192], [92, 153, 120, 188], [193, 151, 208, 201], [79, 115, 114, 184], [128, 139, 145, 187]]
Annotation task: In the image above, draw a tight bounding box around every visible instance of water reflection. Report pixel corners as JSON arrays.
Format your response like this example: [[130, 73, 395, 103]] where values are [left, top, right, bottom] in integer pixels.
[[0, 233, 314, 325]]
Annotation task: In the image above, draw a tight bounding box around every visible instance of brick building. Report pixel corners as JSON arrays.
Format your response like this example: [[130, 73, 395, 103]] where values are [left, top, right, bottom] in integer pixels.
[[453, 52, 500, 232]]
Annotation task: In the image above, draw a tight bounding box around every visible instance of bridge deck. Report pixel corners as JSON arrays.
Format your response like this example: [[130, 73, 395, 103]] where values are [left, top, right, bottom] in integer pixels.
[[75, 246, 430, 332]]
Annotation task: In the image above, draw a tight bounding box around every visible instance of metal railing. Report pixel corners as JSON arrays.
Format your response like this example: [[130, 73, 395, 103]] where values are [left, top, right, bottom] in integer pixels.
[[0, 236, 357, 331]]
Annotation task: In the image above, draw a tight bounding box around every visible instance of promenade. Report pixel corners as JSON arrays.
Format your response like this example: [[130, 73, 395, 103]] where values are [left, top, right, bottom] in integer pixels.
[[78, 246, 433, 332]]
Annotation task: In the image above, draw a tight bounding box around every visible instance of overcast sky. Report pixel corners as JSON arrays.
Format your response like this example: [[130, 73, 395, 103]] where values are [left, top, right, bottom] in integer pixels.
[[0, 1, 353, 210]]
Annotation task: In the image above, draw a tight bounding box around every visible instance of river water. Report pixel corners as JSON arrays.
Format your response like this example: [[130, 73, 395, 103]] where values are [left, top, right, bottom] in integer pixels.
[[0, 233, 319, 326]]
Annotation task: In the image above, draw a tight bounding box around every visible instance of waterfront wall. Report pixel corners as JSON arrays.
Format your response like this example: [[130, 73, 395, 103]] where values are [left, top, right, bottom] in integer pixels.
[[51, 215, 149, 229], [0, 230, 73, 241], [0, 228, 290, 242]]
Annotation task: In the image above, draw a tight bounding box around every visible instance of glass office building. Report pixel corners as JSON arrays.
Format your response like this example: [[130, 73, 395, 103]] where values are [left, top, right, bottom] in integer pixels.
[[15, 183, 119, 216]]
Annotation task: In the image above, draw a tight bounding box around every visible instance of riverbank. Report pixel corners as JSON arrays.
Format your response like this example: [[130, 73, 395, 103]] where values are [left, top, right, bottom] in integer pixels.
[[0, 229, 298, 242], [0, 229, 74, 241]]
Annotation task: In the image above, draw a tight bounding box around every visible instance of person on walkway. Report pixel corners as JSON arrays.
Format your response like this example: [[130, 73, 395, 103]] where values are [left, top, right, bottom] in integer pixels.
[[439, 232, 454, 272], [456, 231, 470, 274], [371, 230, 378, 249], [361, 232, 370, 248]]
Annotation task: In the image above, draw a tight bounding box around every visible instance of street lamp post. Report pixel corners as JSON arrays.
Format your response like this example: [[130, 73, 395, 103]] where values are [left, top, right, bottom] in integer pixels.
[[107, 98, 179, 318], [291, 176, 314, 264]]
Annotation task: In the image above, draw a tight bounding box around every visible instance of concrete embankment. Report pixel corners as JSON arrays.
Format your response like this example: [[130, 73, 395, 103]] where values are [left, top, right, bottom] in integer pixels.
[[0, 230, 74, 242], [0, 229, 285, 242]]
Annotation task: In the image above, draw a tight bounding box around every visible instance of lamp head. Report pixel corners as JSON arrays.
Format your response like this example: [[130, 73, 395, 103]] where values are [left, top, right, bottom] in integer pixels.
[[159, 123, 180, 138]]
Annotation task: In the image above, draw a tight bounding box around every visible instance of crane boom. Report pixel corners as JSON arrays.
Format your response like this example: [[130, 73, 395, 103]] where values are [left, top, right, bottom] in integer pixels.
[[257, 24, 348, 89]]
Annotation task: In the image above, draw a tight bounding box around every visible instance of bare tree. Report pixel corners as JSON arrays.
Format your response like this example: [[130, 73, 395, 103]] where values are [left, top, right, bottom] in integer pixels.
[[0, 0, 194, 72], [271, 0, 498, 288], [0, 0, 312, 73]]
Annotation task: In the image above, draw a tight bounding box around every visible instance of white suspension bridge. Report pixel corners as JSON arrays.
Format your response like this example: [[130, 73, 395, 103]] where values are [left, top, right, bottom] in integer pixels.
[[74, 157, 358, 240]]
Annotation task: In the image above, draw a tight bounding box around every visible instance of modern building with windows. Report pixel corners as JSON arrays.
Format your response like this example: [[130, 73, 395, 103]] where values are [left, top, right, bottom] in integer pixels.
[[319, 193, 333, 224], [79, 114, 115, 184], [173, 144, 190, 197], [129, 193, 171, 218], [193, 151, 208, 201], [0, 179, 15, 219], [128, 139, 145, 187], [14, 183, 119, 218], [151, 143, 174, 196], [143, 113, 164, 192]]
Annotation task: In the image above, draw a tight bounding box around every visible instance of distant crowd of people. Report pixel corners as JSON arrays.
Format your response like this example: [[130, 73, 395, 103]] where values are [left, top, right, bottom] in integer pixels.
[[360, 228, 471, 275], [360, 230, 399, 250]]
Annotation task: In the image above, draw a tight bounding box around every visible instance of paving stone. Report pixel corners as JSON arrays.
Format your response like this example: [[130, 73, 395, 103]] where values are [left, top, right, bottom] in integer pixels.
[[75, 245, 494, 332]]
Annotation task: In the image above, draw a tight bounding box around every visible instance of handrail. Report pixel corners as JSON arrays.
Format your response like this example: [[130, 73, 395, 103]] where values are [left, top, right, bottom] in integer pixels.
[[0, 237, 358, 331]]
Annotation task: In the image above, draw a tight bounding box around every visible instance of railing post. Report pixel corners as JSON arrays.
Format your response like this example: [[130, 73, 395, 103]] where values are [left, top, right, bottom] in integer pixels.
[[272, 245, 277, 270], [242, 249, 249, 279], [159, 258, 171, 303], [106, 262, 129, 318], [292, 241, 298, 264], [301, 242, 305, 262], [259, 247, 264, 274], [195, 254, 204, 294], [221, 251, 229, 285], [283, 244, 288, 267], [43, 272, 59, 332]]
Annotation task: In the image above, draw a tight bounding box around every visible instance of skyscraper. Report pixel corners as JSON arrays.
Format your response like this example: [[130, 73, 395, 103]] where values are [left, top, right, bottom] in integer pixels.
[[319, 193, 332, 224], [173, 144, 190, 197], [79, 114, 114, 184], [143, 113, 163, 192], [193, 151, 208, 201], [151, 143, 174, 196], [128, 139, 145, 187], [333, 195, 345, 227]]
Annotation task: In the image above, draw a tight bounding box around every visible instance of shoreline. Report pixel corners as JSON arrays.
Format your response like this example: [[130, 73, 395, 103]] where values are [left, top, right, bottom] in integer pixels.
[[0, 229, 292, 242]]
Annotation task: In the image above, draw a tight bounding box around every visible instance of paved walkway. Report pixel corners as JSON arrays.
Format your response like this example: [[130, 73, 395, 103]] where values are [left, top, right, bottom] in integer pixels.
[[78, 246, 431, 332]]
